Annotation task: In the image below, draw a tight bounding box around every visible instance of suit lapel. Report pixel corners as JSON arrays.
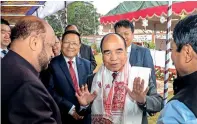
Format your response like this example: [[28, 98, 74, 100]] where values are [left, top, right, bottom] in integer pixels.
[[130, 43, 138, 66], [59, 54, 75, 91], [76, 57, 83, 86]]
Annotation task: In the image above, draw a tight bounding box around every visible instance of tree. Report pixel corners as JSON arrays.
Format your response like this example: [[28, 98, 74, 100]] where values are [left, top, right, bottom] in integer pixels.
[[45, 8, 67, 37], [67, 1, 100, 35], [45, 1, 100, 36]]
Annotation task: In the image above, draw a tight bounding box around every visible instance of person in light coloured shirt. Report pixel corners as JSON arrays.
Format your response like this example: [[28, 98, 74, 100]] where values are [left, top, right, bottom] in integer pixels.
[[157, 14, 197, 124]]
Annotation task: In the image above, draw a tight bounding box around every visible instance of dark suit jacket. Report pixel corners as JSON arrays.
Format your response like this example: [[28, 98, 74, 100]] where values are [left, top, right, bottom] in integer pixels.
[[129, 43, 157, 87], [48, 54, 92, 124], [2, 50, 61, 124], [87, 72, 163, 124], [80, 43, 97, 72]]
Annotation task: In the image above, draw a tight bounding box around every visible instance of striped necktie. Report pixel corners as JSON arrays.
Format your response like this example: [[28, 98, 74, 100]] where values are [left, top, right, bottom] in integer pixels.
[[68, 60, 78, 91]]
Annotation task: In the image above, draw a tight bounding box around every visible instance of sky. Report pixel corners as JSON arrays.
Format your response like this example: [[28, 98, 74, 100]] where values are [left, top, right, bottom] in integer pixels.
[[93, 0, 123, 15]]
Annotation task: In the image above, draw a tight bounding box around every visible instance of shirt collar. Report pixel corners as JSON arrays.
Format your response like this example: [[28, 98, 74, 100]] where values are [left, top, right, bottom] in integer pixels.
[[64, 56, 76, 64], [106, 67, 119, 76], [127, 44, 131, 53], [173, 71, 197, 95], [0, 48, 8, 52]]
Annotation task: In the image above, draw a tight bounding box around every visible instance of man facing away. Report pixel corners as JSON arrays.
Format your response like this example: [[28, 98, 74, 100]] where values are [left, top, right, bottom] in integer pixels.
[[1, 18, 11, 58], [114, 20, 157, 87], [1, 16, 61, 124], [75, 33, 163, 124], [157, 15, 197, 124]]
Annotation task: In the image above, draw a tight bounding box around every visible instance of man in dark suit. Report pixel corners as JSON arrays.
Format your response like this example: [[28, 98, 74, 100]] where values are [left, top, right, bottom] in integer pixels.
[[1, 18, 11, 58], [2, 16, 61, 124], [114, 20, 157, 87], [65, 24, 97, 72], [48, 30, 92, 124]]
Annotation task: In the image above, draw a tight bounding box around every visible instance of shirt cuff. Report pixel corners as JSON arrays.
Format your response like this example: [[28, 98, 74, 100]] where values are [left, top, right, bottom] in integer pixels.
[[80, 105, 89, 111], [68, 105, 75, 115]]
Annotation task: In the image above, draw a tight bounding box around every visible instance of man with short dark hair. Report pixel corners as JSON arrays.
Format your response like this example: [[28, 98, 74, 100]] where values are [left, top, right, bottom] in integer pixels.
[[65, 24, 97, 72], [2, 16, 61, 124], [114, 20, 157, 87], [48, 30, 92, 124], [1, 18, 11, 58], [157, 15, 197, 124]]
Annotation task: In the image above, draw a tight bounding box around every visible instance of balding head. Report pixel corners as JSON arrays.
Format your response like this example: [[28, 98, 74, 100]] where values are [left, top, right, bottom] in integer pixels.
[[100, 33, 126, 52], [101, 33, 127, 72], [65, 25, 79, 33], [11, 16, 52, 41], [10, 16, 56, 72]]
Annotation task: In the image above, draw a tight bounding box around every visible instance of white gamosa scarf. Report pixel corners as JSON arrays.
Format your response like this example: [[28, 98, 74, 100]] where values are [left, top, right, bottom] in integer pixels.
[[91, 60, 151, 124]]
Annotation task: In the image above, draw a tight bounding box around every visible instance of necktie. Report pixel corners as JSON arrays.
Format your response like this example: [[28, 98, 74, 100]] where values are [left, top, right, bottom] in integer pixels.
[[112, 72, 118, 83], [2, 50, 7, 55], [68, 60, 78, 91]]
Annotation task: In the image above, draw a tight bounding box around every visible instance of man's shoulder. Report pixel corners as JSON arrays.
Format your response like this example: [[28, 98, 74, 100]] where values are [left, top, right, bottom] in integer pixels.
[[157, 100, 197, 124], [81, 43, 91, 49], [2, 62, 43, 100], [133, 44, 150, 53], [51, 54, 62, 63], [78, 57, 91, 64]]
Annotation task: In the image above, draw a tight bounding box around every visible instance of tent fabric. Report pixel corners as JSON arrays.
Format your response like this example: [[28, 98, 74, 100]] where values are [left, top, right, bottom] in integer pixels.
[[106, 1, 172, 16], [1, 1, 45, 25], [100, 1, 197, 24]]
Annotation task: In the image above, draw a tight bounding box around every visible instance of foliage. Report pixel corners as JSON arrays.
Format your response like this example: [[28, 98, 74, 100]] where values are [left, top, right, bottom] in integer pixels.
[[155, 66, 177, 81], [144, 42, 155, 49], [91, 43, 97, 55], [67, 1, 100, 35], [82, 38, 89, 45], [45, 10, 66, 36], [45, 1, 100, 36]]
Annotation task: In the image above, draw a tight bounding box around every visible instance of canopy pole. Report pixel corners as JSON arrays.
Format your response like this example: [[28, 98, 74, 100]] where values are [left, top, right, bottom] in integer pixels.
[[64, 1, 68, 26], [163, 0, 172, 105]]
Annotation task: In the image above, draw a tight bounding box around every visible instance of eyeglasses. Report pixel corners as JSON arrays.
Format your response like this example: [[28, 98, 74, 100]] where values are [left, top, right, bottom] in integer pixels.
[[63, 41, 80, 47]]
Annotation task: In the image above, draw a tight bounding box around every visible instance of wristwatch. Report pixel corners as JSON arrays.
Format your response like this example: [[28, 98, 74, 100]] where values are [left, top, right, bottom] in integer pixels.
[[137, 101, 146, 107]]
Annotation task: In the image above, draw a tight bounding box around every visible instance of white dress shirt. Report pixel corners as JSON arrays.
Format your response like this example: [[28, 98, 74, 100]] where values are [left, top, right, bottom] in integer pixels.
[[64, 56, 79, 84], [127, 44, 131, 59], [1, 48, 9, 58], [63, 56, 88, 115]]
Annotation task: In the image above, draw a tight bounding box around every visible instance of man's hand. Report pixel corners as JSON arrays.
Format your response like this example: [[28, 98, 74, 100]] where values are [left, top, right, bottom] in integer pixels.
[[72, 109, 84, 120], [125, 77, 149, 104], [75, 84, 97, 106], [102, 118, 113, 124]]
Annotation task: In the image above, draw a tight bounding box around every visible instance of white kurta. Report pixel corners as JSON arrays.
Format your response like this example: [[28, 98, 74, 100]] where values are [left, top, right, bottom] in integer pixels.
[[91, 60, 151, 124]]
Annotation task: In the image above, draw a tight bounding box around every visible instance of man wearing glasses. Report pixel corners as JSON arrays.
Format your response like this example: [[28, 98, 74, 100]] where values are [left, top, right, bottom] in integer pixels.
[[48, 30, 92, 124]]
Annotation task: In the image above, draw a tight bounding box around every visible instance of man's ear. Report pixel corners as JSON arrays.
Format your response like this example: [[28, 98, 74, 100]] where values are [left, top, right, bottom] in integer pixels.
[[183, 44, 193, 63], [29, 34, 39, 51]]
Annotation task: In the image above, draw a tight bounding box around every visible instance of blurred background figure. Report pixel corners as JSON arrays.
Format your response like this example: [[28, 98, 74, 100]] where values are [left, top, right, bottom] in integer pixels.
[[1, 18, 11, 58], [53, 36, 61, 56]]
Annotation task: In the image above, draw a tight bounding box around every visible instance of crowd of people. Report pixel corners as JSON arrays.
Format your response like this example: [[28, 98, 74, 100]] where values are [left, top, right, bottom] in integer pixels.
[[1, 14, 197, 124]]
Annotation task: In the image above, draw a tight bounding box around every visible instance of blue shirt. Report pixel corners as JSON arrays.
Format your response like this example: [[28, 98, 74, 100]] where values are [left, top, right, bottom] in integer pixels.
[[157, 100, 197, 124]]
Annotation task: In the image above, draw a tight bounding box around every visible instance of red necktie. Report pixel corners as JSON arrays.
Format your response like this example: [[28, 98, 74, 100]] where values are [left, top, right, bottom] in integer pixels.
[[68, 60, 78, 91]]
